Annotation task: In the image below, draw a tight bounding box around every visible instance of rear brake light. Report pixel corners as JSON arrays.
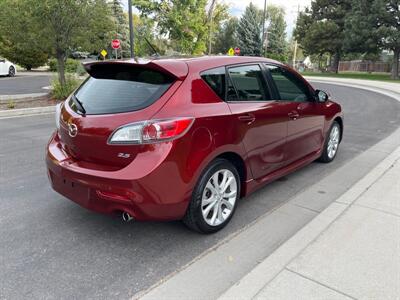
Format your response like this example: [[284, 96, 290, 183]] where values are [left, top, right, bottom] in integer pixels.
[[108, 118, 194, 144], [55, 102, 63, 130]]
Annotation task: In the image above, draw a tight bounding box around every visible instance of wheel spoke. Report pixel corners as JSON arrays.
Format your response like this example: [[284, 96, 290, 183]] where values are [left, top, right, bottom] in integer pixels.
[[206, 181, 217, 195], [223, 190, 237, 198], [202, 196, 215, 206], [203, 199, 217, 217], [210, 202, 219, 225], [217, 202, 224, 222], [212, 172, 220, 188], [222, 177, 234, 193], [222, 199, 233, 210], [220, 170, 228, 190]]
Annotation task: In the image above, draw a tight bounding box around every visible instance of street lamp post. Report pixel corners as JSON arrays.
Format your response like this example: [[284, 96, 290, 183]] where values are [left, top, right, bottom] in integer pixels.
[[128, 0, 134, 58], [261, 0, 267, 57]]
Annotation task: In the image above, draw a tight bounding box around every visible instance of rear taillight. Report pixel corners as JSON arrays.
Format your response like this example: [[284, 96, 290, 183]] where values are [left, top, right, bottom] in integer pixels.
[[55, 102, 63, 130], [108, 118, 195, 144]]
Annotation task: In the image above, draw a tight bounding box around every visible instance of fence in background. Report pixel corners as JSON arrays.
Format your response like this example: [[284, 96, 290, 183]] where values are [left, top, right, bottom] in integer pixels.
[[339, 61, 391, 73]]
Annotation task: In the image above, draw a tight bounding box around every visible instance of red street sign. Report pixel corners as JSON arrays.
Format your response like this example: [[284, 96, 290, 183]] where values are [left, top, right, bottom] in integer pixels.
[[234, 47, 241, 56], [112, 39, 121, 49]]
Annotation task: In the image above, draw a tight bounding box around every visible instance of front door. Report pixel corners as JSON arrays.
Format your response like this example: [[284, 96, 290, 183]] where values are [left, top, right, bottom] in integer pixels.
[[265, 65, 325, 164]]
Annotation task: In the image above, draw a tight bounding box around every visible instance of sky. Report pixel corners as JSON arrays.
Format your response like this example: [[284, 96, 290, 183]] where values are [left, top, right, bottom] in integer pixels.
[[121, 0, 312, 37], [223, 0, 312, 36]]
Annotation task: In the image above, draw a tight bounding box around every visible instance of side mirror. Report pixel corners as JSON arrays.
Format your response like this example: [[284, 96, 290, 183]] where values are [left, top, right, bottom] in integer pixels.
[[0, 59, 5, 63], [315, 90, 329, 103]]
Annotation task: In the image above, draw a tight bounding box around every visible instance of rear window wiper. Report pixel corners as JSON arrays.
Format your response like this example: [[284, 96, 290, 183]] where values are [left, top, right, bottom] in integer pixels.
[[71, 94, 86, 115]]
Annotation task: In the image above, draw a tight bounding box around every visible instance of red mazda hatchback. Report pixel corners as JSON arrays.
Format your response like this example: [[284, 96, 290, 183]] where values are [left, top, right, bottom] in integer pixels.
[[46, 56, 343, 233]]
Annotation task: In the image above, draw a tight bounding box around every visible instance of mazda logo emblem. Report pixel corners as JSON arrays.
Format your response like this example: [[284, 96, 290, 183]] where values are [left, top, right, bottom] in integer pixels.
[[68, 123, 78, 137]]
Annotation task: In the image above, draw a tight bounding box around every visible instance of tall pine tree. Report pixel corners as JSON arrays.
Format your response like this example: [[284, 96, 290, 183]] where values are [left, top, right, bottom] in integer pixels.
[[266, 5, 288, 61], [295, 0, 352, 73], [237, 3, 262, 56]]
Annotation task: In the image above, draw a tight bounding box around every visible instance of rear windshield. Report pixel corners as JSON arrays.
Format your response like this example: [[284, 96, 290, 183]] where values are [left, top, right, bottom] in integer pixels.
[[72, 65, 174, 115]]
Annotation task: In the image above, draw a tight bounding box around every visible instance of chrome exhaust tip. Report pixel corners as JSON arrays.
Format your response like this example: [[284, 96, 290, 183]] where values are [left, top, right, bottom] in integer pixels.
[[122, 211, 134, 222]]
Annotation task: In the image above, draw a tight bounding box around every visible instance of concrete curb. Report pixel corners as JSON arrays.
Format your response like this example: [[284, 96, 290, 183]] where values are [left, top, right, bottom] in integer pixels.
[[0, 106, 55, 118], [0, 93, 50, 103]]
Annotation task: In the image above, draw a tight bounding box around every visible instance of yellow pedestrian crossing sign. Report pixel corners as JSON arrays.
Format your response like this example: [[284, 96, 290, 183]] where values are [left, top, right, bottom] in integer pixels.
[[101, 49, 107, 58], [228, 48, 234, 56]]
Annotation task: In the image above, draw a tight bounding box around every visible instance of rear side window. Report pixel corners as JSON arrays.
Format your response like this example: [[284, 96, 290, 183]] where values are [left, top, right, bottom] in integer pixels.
[[227, 65, 271, 101], [200, 67, 226, 100], [266, 65, 310, 102], [72, 66, 174, 115]]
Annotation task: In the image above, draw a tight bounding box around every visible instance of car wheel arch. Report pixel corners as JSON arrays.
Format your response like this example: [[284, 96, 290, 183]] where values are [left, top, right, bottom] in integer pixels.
[[215, 152, 247, 197]]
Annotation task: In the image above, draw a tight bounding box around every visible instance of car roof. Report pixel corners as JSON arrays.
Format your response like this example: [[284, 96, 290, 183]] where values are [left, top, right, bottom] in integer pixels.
[[151, 55, 284, 71], [84, 56, 284, 80]]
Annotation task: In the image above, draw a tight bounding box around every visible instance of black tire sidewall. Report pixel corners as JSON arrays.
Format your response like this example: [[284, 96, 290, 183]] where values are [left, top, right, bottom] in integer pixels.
[[190, 159, 240, 233], [8, 66, 15, 77]]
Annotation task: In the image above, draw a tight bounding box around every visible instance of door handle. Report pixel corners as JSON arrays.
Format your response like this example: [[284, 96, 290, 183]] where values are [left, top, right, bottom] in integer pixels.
[[288, 111, 300, 120], [238, 114, 256, 125]]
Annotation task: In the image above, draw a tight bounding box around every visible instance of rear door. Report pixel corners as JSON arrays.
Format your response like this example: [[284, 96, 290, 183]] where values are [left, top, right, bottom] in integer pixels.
[[225, 64, 292, 179], [58, 62, 185, 168], [265, 64, 325, 164]]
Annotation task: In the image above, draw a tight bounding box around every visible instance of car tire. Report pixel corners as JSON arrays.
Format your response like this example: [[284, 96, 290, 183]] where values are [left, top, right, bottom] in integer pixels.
[[319, 121, 341, 163], [8, 66, 15, 77], [183, 158, 240, 234]]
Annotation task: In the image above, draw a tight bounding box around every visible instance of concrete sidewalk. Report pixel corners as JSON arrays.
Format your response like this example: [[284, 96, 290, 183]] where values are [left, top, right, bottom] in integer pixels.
[[220, 146, 400, 299]]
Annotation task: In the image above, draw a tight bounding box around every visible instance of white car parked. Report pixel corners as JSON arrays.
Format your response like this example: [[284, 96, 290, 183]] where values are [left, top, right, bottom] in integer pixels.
[[0, 58, 16, 77]]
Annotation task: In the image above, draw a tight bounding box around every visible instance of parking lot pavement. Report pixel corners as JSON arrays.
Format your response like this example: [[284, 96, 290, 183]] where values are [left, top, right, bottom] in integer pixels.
[[1, 82, 400, 299], [0, 73, 52, 95]]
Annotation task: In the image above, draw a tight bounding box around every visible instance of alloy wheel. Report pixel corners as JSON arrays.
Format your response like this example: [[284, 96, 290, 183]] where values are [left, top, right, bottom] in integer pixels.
[[201, 169, 237, 226], [327, 125, 340, 159]]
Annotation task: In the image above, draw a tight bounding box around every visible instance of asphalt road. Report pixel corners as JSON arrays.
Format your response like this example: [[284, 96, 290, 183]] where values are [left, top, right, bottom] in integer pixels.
[[1, 83, 400, 299], [0, 74, 52, 95]]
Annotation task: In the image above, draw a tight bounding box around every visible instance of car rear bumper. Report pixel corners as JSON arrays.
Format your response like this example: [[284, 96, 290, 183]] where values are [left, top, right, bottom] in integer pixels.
[[46, 132, 190, 221]]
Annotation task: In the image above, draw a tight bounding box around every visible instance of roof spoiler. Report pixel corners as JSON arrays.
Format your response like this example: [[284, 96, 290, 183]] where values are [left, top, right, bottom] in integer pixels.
[[83, 59, 188, 80]]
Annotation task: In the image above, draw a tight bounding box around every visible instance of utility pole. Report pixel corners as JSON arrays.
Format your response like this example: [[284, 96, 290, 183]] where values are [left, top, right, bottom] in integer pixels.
[[261, 0, 267, 57], [208, 0, 217, 55], [128, 0, 134, 58], [292, 4, 300, 69]]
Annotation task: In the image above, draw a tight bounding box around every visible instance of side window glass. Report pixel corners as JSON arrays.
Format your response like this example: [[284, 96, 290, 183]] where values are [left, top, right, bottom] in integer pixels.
[[266, 65, 309, 102], [200, 67, 226, 100], [227, 65, 271, 101], [226, 75, 238, 101]]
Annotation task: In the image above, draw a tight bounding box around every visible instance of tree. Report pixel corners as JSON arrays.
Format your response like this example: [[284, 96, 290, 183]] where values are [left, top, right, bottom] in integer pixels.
[[344, 0, 399, 79], [32, 0, 115, 86], [372, 0, 400, 79], [135, 0, 210, 54], [344, 0, 380, 57], [295, 0, 352, 73], [265, 5, 289, 61], [213, 17, 239, 54], [237, 3, 262, 56], [109, 0, 130, 58], [207, 2, 230, 54], [0, 0, 49, 70]]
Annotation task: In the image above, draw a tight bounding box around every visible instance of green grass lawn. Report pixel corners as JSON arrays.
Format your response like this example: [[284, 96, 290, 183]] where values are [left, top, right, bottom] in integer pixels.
[[301, 71, 400, 83]]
